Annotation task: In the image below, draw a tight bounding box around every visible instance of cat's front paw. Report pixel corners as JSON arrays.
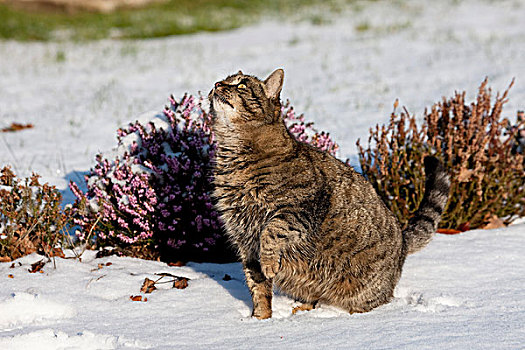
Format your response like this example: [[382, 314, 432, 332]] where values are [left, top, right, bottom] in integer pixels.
[[260, 255, 280, 279]]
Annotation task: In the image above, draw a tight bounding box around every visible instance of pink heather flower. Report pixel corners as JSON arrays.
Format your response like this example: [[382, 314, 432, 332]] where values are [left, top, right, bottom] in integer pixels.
[[117, 217, 129, 229], [117, 233, 134, 244], [70, 93, 340, 256], [121, 205, 140, 217], [144, 202, 154, 212], [75, 230, 85, 240], [73, 218, 87, 226], [145, 188, 155, 198], [69, 182, 86, 200], [133, 217, 150, 231], [93, 167, 104, 177]]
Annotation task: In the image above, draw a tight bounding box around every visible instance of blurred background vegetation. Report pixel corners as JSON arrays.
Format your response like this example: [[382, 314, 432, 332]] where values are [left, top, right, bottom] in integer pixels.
[[0, 0, 361, 41]]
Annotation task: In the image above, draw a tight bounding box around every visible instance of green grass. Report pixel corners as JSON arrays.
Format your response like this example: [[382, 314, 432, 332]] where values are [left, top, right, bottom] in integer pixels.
[[355, 21, 371, 32], [0, 0, 356, 41]]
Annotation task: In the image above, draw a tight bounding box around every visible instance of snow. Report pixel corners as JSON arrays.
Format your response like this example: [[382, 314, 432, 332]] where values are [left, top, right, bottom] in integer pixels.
[[1, 225, 524, 349], [0, 0, 524, 348], [0, 293, 75, 329], [0, 329, 126, 350]]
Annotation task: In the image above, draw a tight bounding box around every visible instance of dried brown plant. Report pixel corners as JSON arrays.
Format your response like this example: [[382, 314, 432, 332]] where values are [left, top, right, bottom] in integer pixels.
[[0, 166, 68, 261], [357, 79, 524, 229]]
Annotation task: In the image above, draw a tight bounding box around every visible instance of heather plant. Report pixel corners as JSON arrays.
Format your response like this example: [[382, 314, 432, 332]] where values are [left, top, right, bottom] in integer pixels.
[[70, 93, 340, 262], [507, 110, 525, 155], [282, 100, 339, 156], [0, 166, 67, 261], [357, 80, 524, 230]]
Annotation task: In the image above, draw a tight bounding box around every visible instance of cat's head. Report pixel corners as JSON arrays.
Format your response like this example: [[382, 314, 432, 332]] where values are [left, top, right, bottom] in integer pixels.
[[209, 69, 284, 128]]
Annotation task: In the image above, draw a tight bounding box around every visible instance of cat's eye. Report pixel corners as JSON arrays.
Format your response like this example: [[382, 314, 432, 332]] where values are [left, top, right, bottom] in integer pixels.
[[237, 83, 247, 89]]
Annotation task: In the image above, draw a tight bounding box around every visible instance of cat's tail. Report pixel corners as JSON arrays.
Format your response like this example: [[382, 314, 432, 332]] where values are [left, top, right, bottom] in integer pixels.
[[403, 156, 450, 255]]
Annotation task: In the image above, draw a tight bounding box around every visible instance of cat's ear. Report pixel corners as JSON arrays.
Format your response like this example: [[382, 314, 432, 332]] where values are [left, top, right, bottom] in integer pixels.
[[237, 70, 243, 75], [264, 69, 284, 100]]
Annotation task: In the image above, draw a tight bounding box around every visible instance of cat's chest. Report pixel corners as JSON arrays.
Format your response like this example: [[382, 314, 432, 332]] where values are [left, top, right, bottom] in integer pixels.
[[216, 188, 270, 247], [214, 162, 280, 200], [214, 167, 277, 234], [215, 174, 274, 214]]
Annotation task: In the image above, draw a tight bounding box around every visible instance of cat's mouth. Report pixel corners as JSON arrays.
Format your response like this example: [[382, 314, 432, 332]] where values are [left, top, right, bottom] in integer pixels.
[[211, 90, 234, 109]]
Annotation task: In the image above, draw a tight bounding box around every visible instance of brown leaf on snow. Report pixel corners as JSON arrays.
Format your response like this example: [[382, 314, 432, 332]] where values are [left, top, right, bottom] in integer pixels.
[[437, 222, 471, 234], [168, 261, 185, 267], [91, 262, 112, 270], [436, 228, 462, 235], [141, 278, 157, 294], [1, 123, 34, 133], [173, 277, 189, 289], [28, 260, 45, 273], [482, 215, 506, 230], [8, 274, 14, 278], [130, 295, 143, 301]]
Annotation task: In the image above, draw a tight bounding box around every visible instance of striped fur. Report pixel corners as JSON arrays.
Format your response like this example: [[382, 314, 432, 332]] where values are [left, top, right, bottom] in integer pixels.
[[209, 69, 450, 319]]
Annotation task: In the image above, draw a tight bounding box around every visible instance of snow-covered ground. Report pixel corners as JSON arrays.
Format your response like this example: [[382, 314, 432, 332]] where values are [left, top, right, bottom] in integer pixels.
[[1, 0, 524, 348], [1, 226, 524, 349]]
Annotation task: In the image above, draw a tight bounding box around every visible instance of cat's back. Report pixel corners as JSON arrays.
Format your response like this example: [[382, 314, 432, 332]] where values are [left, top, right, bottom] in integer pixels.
[[286, 140, 383, 204], [236, 138, 395, 224]]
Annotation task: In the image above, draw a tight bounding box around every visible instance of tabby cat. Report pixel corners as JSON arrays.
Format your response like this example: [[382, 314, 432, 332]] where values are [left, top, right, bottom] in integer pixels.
[[209, 69, 450, 319]]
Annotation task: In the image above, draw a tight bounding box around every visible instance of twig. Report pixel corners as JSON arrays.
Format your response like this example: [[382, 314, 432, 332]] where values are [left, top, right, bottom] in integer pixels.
[[79, 215, 101, 257], [12, 219, 40, 250], [66, 215, 102, 261]]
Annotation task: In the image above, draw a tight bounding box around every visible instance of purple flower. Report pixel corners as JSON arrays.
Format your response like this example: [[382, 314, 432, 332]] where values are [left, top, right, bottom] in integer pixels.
[[69, 93, 340, 261]]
